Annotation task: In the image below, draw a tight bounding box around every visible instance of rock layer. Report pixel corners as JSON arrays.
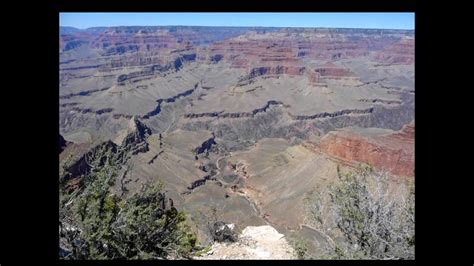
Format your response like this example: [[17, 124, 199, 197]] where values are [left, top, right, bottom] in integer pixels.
[[314, 122, 414, 177], [374, 38, 414, 65]]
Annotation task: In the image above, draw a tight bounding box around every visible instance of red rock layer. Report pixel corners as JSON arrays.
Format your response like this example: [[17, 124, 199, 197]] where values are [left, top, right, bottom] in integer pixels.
[[314, 62, 353, 78], [90, 29, 184, 55], [209, 38, 299, 69], [312, 122, 414, 177], [373, 38, 414, 64], [206, 29, 404, 67]]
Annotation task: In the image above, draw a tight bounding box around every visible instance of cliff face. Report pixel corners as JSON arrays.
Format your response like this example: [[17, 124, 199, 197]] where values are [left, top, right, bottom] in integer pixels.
[[120, 116, 152, 154], [184, 100, 284, 119], [233, 61, 353, 89], [60, 140, 119, 192], [206, 28, 410, 69], [90, 29, 183, 55], [290, 107, 374, 120], [314, 62, 353, 78], [373, 38, 414, 65], [314, 122, 414, 177], [60, 116, 153, 192], [195, 135, 217, 154]]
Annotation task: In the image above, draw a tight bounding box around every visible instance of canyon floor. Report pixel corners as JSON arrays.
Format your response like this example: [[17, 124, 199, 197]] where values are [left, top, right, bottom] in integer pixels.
[[59, 26, 414, 258]]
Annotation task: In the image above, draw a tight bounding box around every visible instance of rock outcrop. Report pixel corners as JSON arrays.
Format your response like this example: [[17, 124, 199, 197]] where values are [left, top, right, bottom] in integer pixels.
[[119, 116, 152, 155], [195, 135, 217, 154], [359, 98, 402, 105], [187, 175, 216, 190], [68, 107, 114, 115], [115, 54, 196, 84], [237, 66, 308, 86], [289, 107, 374, 120], [312, 122, 414, 177], [195, 225, 296, 260], [143, 83, 198, 119], [314, 61, 353, 78], [59, 87, 110, 99], [184, 100, 284, 119]]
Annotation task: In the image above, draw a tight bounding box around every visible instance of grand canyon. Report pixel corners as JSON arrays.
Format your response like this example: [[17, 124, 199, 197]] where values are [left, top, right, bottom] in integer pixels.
[[59, 25, 414, 259]]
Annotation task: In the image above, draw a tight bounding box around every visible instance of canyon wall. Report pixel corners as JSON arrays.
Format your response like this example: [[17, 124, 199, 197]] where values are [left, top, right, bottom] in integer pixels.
[[313, 122, 414, 177]]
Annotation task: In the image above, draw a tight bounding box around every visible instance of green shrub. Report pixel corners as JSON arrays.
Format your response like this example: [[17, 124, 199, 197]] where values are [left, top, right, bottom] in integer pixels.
[[305, 165, 414, 260], [290, 238, 309, 259], [59, 142, 197, 260], [194, 245, 212, 257]]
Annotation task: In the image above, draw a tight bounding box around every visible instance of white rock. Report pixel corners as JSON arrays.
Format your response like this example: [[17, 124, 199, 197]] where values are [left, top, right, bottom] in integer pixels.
[[241, 225, 284, 241], [226, 223, 235, 231], [194, 225, 296, 260]]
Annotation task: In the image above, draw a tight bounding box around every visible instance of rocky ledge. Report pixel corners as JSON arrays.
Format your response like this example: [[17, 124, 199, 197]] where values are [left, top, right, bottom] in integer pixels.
[[184, 100, 284, 119], [117, 116, 153, 154], [194, 225, 296, 260]]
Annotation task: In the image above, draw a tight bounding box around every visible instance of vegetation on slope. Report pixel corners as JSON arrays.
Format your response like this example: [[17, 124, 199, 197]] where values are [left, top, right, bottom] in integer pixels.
[[59, 141, 196, 260], [301, 165, 415, 260]]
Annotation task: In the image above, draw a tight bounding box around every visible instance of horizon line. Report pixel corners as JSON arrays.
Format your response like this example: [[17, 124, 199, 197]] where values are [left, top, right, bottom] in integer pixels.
[[60, 25, 415, 31]]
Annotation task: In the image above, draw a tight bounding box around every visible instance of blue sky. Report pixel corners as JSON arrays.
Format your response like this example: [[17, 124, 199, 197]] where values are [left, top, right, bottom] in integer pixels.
[[60, 13, 414, 30]]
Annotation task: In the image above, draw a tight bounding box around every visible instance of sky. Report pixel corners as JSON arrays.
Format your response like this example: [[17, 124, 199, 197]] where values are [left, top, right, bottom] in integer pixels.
[[60, 13, 414, 30]]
